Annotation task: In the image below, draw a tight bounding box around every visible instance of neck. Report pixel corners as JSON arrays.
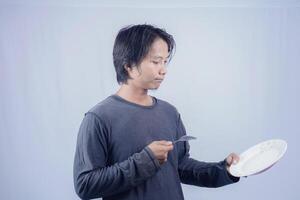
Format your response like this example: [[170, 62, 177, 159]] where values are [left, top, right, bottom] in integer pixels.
[[116, 83, 152, 106]]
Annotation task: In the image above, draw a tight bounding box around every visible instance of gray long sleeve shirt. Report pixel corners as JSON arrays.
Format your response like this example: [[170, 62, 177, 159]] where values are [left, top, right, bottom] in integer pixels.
[[73, 95, 239, 200]]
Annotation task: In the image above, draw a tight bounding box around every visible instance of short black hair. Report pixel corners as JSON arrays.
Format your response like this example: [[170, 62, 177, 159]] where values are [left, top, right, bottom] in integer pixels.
[[112, 24, 176, 84]]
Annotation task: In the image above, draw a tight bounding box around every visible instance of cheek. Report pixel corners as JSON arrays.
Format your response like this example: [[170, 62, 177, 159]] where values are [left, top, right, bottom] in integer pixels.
[[141, 69, 155, 81], [145, 74, 156, 83]]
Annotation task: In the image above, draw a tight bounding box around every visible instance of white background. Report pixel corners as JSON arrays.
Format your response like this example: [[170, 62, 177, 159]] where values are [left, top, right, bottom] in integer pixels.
[[1, 0, 299, 199]]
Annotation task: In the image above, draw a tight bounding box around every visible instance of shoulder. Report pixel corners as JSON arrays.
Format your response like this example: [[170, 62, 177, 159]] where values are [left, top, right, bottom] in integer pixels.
[[78, 98, 114, 138], [85, 96, 117, 121], [155, 97, 180, 116]]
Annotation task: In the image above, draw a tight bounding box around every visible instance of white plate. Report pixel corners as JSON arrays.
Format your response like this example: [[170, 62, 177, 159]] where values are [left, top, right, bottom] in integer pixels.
[[229, 139, 287, 177]]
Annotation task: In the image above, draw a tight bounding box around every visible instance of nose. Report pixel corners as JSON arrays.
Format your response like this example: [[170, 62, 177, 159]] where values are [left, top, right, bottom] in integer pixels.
[[159, 65, 167, 76]]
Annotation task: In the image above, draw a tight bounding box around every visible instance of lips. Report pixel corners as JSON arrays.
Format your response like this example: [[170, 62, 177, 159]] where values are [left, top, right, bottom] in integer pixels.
[[155, 78, 164, 81]]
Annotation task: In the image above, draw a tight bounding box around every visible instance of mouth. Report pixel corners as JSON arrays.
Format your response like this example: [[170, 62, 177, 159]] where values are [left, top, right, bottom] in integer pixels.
[[155, 79, 164, 82]]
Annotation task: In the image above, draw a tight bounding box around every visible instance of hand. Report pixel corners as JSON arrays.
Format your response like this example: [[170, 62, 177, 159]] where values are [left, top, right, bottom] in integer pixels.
[[225, 153, 240, 171], [147, 140, 174, 165]]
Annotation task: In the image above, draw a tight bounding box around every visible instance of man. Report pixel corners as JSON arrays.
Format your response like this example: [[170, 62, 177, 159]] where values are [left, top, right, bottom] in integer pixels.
[[73, 24, 240, 200]]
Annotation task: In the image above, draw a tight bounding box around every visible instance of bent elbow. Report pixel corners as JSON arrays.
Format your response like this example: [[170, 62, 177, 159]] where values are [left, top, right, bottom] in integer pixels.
[[74, 179, 87, 199], [74, 174, 106, 200], [74, 176, 93, 200]]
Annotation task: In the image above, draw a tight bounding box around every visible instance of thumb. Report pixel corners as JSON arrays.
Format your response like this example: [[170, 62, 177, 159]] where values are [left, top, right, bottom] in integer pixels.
[[226, 153, 239, 166], [226, 155, 233, 165]]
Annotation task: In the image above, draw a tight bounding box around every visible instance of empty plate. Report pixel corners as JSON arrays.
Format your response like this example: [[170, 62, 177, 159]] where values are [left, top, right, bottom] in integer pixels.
[[229, 139, 287, 177]]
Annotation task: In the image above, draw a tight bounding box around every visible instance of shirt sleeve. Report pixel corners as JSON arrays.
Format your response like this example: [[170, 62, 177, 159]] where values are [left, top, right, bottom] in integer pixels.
[[176, 114, 240, 188], [73, 112, 161, 199]]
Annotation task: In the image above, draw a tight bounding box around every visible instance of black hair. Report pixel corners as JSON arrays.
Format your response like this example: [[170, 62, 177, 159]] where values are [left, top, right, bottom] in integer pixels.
[[112, 24, 176, 84]]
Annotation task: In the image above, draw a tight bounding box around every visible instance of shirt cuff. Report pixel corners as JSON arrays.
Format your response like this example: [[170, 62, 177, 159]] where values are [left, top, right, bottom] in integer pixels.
[[144, 146, 161, 170], [221, 159, 240, 183]]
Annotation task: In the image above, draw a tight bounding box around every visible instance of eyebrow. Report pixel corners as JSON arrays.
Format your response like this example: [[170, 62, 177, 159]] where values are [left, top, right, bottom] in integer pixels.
[[151, 55, 170, 60]]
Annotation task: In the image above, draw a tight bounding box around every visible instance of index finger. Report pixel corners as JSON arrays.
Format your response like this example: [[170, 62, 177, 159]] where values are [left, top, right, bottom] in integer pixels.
[[157, 140, 173, 146]]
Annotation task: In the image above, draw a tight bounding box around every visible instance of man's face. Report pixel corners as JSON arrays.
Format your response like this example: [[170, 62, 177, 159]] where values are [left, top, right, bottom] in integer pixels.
[[127, 38, 169, 90]]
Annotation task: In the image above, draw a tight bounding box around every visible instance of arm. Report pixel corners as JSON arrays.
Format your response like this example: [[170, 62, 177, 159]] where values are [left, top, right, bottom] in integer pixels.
[[176, 114, 240, 188], [73, 113, 160, 199], [178, 156, 239, 188]]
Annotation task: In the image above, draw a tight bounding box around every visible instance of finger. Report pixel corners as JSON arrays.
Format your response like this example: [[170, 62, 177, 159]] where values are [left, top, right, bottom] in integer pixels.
[[226, 155, 233, 165], [231, 153, 240, 164], [228, 154, 239, 165], [157, 140, 173, 146], [162, 145, 173, 152], [164, 152, 168, 159]]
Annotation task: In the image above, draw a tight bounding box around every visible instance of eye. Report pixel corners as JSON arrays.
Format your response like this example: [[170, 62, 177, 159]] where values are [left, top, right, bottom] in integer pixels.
[[152, 61, 159, 65]]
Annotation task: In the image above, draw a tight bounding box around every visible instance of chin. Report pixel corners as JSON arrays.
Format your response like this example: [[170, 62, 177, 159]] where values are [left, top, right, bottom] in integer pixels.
[[145, 83, 161, 90]]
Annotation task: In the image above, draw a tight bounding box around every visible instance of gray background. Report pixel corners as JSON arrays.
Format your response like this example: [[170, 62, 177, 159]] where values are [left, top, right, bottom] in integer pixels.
[[1, 0, 299, 199]]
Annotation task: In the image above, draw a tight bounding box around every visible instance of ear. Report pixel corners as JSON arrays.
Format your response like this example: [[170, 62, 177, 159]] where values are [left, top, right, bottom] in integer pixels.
[[124, 64, 135, 79], [124, 64, 132, 72], [125, 64, 139, 78], [124, 64, 129, 71]]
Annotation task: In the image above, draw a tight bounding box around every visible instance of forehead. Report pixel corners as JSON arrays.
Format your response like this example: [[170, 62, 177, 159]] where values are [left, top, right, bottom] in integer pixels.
[[147, 38, 169, 59]]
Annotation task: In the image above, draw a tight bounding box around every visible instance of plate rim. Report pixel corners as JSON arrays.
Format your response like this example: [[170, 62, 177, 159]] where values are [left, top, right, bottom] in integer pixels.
[[229, 139, 287, 177]]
